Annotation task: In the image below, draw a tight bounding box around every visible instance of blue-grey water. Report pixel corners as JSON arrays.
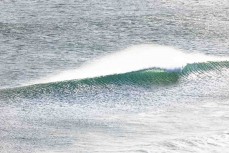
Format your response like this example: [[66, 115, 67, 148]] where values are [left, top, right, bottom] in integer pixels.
[[1, 0, 229, 153]]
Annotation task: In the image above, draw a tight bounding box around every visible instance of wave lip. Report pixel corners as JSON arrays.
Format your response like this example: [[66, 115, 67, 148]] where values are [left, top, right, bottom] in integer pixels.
[[29, 44, 229, 86]]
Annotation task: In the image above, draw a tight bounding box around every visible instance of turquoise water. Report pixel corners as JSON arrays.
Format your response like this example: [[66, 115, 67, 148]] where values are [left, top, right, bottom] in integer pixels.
[[1, 0, 229, 153]]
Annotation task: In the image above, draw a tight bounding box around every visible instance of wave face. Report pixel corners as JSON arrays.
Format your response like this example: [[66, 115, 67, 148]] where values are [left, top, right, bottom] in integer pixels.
[[29, 44, 228, 86], [1, 60, 229, 101]]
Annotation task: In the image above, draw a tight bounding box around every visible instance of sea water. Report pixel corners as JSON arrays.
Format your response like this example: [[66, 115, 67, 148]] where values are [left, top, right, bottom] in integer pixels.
[[1, 0, 229, 153]]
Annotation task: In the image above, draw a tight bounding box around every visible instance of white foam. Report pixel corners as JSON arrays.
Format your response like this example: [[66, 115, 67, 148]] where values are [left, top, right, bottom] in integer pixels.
[[30, 44, 228, 85]]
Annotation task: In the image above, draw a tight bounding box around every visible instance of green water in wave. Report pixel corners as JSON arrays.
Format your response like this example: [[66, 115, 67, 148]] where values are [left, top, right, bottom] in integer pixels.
[[1, 61, 229, 100]]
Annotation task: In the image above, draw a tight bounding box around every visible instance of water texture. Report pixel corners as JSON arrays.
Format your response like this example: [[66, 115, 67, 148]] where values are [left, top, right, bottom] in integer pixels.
[[0, 0, 229, 153]]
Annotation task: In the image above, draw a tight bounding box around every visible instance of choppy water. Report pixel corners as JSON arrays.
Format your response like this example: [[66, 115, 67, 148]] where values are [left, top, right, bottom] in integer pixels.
[[1, 0, 229, 153]]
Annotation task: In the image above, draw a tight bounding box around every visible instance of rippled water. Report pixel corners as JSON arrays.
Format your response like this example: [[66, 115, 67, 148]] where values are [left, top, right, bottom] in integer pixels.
[[1, 0, 229, 153]]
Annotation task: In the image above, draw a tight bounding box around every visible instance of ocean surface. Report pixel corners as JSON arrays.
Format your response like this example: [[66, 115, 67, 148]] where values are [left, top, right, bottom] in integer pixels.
[[1, 0, 229, 152]]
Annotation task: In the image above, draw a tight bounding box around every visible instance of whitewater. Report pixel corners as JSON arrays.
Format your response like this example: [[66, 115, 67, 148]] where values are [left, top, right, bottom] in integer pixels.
[[30, 44, 228, 85]]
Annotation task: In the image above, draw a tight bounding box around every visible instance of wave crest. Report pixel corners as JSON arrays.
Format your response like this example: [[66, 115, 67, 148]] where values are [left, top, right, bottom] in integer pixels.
[[28, 44, 229, 86]]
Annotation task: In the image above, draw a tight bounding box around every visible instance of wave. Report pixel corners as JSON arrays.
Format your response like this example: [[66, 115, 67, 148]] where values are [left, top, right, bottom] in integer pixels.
[[1, 61, 229, 99], [28, 44, 229, 86], [1, 45, 229, 99]]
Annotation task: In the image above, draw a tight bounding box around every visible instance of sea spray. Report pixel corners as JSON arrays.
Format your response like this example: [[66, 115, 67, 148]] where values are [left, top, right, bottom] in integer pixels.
[[29, 44, 228, 85]]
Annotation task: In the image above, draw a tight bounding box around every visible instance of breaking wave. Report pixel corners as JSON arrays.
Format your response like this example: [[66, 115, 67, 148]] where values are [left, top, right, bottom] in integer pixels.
[[1, 44, 229, 99], [29, 44, 229, 85]]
